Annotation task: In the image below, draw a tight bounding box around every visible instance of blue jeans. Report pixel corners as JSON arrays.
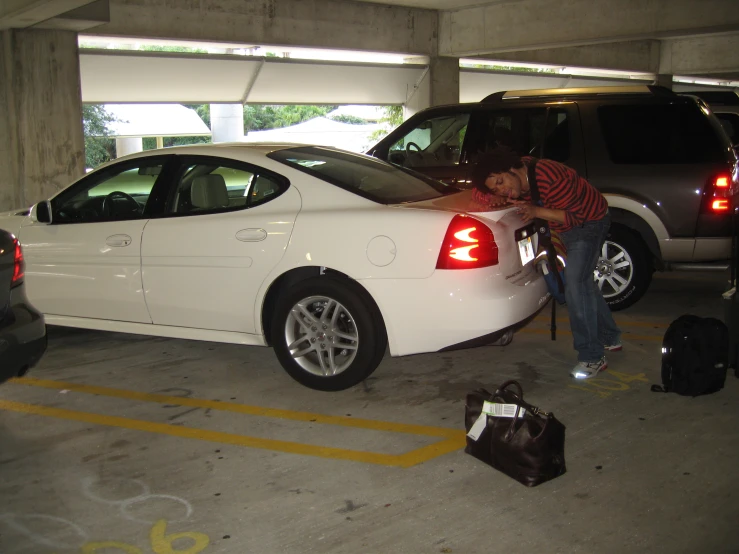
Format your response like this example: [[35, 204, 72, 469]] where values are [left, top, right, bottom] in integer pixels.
[[560, 213, 621, 363]]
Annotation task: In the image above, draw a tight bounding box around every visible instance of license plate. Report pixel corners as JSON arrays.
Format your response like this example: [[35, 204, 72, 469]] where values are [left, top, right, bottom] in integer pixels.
[[518, 236, 535, 265]]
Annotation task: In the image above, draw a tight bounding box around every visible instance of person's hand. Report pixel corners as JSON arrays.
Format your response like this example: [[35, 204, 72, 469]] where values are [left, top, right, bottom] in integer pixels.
[[510, 199, 539, 222]]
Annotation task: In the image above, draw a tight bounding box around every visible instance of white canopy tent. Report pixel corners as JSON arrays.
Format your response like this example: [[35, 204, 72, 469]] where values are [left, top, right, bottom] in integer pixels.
[[104, 104, 211, 138], [241, 117, 384, 153]]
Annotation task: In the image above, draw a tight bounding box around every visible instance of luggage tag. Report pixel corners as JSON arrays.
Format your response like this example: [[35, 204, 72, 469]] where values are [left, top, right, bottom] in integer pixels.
[[466, 402, 527, 441]]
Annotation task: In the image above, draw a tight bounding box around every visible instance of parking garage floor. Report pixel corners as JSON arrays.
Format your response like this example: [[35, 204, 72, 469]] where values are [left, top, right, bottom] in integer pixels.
[[1, 271, 737, 554]]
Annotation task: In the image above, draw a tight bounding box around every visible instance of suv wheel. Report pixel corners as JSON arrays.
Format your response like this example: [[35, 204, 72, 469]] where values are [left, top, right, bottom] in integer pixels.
[[595, 225, 653, 311], [272, 276, 388, 391]]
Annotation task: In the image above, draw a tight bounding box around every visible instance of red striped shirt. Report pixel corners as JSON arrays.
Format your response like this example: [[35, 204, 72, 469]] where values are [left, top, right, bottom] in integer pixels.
[[471, 157, 607, 233]]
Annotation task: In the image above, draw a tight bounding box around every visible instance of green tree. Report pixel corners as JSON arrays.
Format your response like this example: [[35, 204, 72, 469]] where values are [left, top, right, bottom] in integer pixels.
[[368, 105, 404, 142], [329, 114, 368, 125], [460, 62, 556, 74], [243, 105, 338, 133], [82, 104, 117, 169], [138, 45, 208, 54]]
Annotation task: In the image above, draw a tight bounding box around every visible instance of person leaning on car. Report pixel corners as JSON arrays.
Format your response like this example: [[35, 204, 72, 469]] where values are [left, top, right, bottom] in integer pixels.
[[471, 146, 622, 380]]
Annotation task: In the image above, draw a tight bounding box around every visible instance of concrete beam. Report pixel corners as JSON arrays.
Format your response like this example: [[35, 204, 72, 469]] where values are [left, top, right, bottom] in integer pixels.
[[661, 33, 739, 76], [440, 0, 739, 57], [0, 0, 99, 30], [33, 0, 110, 32], [476, 40, 661, 74], [86, 0, 438, 56]]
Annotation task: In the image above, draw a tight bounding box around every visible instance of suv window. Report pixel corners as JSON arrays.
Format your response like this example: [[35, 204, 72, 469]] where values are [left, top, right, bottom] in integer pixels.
[[268, 146, 456, 204], [387, 113, 470, 169], [170, 160, 287, 215], [716, 112, 739, 145], [478, 108, 570, 162], [598, 104, 724, 164]]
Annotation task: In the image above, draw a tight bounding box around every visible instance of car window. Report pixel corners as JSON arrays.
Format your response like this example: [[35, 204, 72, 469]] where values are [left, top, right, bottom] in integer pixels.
[[268, 146, 457, 204], [52, 159, 166, 224], [169, 159, 287, 215], [598, 104, 725, 164], [387, 113, 471, 169]]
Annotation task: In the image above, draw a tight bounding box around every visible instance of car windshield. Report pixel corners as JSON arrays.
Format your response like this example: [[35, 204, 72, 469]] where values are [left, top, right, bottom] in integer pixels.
[[267, 146, 457, 204]]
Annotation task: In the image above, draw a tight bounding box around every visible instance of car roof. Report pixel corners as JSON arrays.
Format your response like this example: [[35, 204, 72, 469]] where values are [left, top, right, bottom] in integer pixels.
[[107, 142, 357, 166]]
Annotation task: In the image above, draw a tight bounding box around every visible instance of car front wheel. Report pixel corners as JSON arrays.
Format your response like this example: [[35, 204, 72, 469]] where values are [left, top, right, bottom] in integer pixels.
[[271, 276, 387, 391], [595, 224, 653, 311]]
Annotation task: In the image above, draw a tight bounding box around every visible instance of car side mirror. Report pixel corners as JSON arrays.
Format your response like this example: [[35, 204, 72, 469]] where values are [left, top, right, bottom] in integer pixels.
[[31, 201, 52, 224]]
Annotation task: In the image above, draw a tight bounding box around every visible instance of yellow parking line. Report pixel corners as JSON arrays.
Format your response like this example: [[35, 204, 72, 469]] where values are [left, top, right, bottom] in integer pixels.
[[0, 399, 463, 467], [521, 328, 663, 341], [11, 377, 459, 438]]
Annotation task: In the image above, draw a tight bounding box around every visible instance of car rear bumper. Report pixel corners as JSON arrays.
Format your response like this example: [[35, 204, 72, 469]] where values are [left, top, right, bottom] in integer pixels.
[[359, 264, 550, 356], [0, 288, 47, 384]]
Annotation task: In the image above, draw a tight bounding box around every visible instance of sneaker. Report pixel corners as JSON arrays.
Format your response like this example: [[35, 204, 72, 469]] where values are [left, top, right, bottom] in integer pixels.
[[570, 357, 608, 380], [604, 343, 623, 352]]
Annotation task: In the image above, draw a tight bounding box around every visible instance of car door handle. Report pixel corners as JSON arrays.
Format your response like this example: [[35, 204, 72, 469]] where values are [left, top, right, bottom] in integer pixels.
[[236, 228, 267, 242], [106, 234, 132, 247]]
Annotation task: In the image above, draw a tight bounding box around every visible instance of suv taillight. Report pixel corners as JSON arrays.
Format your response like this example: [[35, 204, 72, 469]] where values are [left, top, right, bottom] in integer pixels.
[[11, 238, 24, 287], [702, 173, 733, 214], [436, 214, 498, 270]]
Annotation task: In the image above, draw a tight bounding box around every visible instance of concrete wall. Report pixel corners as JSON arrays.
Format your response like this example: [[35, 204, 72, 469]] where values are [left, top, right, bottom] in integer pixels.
[[0, 29, 85, 211]]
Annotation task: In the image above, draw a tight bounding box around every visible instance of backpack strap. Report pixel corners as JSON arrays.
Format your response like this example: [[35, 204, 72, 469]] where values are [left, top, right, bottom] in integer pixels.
[[527, 159, 564, 340]]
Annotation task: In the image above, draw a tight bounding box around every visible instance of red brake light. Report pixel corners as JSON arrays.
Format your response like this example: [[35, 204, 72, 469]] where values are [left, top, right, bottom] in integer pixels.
[[712, 199, 730, 212], [11, 238, 25, 287], [436, 215, 498, 270], [701, 173, 733, 214]]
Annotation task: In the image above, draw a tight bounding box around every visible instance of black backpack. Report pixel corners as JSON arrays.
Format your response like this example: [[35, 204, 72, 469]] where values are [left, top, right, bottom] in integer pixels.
[[652, 314, 729, 396]]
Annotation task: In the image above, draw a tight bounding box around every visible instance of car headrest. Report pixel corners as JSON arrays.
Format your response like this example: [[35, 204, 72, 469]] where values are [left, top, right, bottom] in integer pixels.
[[191, 174, 229, 209]]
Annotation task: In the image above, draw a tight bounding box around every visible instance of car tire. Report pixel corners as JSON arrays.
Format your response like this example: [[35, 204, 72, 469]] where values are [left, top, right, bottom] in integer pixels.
[[271, 276, 388, 391], [595, 224, 653, 312]]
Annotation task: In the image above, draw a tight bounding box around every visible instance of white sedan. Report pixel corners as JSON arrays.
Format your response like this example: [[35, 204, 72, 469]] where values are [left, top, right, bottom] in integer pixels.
[[0, 144, 549, 391]]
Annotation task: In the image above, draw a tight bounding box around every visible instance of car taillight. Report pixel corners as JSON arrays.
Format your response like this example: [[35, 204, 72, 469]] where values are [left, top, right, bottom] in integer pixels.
[[436, 214, 498, 270], [11, 238, 24, 287], [712, 199, 730, 212], [702, 173, 733, 214]]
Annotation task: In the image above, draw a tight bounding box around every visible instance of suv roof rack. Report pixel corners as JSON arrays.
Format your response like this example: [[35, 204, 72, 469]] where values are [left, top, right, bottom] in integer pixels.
[[482, 85, 675, 103]]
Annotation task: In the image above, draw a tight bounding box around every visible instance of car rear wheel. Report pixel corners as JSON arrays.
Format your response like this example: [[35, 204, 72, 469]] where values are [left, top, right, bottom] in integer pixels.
[[271, 276, 387, 391], [595, 224, 653, 311]]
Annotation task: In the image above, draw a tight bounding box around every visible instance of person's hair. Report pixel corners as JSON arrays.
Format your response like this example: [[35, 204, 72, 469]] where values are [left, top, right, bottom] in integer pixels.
[[470, 146, 524, 192]]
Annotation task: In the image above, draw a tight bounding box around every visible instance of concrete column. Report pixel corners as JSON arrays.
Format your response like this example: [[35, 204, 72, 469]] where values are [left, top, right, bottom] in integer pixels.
[[115, 137, 143, 158], [404, 56, 460, 119], [0, 29, 85, 211], [654, 74, 674, 90], [210, 103, 245, 143]]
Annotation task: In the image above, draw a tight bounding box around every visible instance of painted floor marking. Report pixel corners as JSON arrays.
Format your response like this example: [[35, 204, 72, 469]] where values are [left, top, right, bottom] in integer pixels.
[[3, 378, 466, 467]]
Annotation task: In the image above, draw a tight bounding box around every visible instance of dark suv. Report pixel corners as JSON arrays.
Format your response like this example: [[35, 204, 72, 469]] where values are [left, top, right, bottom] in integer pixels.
[[368, 85, 738, 310]]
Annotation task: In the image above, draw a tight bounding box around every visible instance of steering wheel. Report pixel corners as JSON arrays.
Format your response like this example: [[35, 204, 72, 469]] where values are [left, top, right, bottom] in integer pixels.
[[406, 142, 422, 154], [101, 191, 141, 218]]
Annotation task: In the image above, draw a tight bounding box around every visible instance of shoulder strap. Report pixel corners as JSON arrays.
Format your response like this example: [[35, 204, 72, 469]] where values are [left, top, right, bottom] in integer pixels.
[[527, 158, 541, 205], [528, 158, 564, 341]]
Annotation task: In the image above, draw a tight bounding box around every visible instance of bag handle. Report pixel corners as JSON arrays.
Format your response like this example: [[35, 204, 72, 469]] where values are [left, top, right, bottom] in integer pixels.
[[494, 380, 551, 416]]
